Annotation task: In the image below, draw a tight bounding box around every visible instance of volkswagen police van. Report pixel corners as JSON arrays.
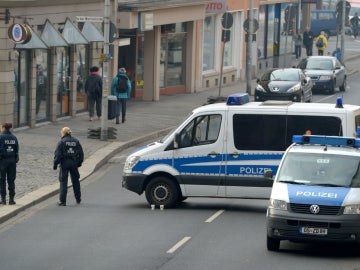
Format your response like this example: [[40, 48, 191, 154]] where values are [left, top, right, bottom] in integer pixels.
[[266, 135, 360, 251], [122, 93, 360, 208]]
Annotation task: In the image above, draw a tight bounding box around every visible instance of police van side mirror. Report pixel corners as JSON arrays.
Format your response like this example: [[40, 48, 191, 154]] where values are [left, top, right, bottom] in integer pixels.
[[264, 170, 273, 179], [174, 133, 180, 149]]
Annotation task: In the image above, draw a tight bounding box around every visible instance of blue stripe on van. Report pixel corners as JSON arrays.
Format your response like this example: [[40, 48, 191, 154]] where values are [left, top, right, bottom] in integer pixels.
[[133, 153, 282, 176], [287, 184, 350, 206]]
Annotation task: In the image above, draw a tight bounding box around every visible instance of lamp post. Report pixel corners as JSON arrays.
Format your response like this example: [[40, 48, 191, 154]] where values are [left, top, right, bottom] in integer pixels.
[[246, 0, 254, 95], [101, 0, 110, 141]]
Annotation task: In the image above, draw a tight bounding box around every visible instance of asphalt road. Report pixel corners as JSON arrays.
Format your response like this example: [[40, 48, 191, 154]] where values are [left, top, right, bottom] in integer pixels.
[[0, 145, 359, 270]]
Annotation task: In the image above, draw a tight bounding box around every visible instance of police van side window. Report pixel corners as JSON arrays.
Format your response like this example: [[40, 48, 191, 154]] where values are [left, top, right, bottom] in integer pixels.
[[285, 116, 342, 147], [178, 114, 222, 148], [233, 114, 287, 151]]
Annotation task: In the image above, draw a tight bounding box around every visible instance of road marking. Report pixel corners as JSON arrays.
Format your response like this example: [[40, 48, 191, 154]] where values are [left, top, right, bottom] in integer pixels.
[[166, 236, 191, 254], [205, 209, 225, 223]]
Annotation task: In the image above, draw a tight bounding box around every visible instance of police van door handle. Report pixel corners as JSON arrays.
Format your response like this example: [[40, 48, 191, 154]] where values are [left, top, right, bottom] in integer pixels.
[[208, 151, 220, 158], [230, 152, 240, 158]]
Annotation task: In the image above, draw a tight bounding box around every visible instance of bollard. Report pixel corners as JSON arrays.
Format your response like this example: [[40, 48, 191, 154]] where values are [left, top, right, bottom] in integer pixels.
[[151, 204, 155, 210]]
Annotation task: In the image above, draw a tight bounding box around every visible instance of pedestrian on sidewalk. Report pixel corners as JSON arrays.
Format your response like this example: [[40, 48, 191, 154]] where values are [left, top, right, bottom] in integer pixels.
[[53, 127, 84, 206], [293, 29, 303, 59], [0, 123, 19, 205], [315, 31, 328, 56], [84, 66, 102, 121], [111, 67, 132, 124], [303, 26, 314, 56]]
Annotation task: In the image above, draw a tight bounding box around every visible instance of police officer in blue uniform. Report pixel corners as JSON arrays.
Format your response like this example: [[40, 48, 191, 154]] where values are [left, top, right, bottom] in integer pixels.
[[53, 127, 84, 206], [0, 123, 19, 205]]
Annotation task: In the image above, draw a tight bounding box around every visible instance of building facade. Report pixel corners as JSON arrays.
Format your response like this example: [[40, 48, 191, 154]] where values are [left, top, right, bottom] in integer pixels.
[[0, 0, 304, 129]]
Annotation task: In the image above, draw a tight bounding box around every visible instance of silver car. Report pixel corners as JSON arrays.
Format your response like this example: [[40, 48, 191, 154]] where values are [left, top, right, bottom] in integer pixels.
[[297, 56, 347, 94]]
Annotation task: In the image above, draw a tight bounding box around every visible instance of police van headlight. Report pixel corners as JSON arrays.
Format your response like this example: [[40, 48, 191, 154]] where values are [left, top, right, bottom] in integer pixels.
[[124, 156, 140, 170], [343, 204, 360, 215], [270, 199, 287, 211]]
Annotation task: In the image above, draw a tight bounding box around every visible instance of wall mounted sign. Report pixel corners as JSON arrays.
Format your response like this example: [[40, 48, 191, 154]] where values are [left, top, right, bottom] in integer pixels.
[[8, 23, 32, 44]]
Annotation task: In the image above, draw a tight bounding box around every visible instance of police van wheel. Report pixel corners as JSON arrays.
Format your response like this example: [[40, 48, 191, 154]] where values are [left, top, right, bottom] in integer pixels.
[[267, 236, 280, 251], [145, 177, 179, 208]]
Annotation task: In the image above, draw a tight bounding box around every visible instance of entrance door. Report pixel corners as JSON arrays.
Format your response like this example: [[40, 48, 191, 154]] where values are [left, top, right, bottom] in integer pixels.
[[13, 50, 30, 128], [56, 47, 70, 117]]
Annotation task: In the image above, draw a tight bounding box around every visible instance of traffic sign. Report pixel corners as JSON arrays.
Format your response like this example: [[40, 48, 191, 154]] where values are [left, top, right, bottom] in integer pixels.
[[243, 19, 259, 33], [221, 12, 233, 29]]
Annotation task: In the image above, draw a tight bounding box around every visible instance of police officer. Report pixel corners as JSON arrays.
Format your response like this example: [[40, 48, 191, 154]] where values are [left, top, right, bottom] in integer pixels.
[[53, 127, 84, 206], [0, 122, 19, 205]]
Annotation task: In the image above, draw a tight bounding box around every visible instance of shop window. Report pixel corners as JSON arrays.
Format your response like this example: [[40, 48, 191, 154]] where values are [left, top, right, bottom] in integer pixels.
[[203, 15, 215, 71]]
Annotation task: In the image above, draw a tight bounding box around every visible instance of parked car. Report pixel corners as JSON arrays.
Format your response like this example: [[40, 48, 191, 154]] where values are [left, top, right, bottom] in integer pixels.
[[254, 68, 312, 102], [297, 56, 347, 94]]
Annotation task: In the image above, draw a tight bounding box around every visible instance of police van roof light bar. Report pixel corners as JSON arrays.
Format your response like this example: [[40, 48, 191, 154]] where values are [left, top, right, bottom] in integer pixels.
[[293, 135, 360, 147], [226, 93, 250, 106]]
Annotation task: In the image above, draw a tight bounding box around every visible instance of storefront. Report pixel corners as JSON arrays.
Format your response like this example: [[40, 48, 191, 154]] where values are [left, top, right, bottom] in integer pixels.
[[117, 0, 207, 101]]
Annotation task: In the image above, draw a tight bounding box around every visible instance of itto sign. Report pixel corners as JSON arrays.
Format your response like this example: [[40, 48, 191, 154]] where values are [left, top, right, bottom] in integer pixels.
[[206, 0, 227, 14]]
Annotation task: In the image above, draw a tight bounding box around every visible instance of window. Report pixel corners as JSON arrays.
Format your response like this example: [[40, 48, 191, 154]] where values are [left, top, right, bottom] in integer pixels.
[[233, 114, 343, 151], [286, 115, 342, 146], [233, 114, 287, 151], [178, 114, 222, 148], [203, 15, 216, 71]]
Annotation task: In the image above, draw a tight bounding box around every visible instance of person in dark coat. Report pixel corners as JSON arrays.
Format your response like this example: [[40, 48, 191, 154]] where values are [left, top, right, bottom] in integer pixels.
[[303, 26, 314, 56], [53, 127, 84, 206], [111, 67, 132, 124], [0, 122, 19, 205], [84, 66, 102, 121]]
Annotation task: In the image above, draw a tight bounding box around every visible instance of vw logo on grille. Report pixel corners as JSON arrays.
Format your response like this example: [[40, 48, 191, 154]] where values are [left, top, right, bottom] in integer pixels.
[[272, 87, 280, 92], [309, 204, 320, 214]]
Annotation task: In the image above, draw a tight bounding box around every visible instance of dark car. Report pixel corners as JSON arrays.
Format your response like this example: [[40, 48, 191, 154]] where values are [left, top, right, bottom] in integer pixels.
[[255, 68, 312, 102], [297, 56, 347, 94]]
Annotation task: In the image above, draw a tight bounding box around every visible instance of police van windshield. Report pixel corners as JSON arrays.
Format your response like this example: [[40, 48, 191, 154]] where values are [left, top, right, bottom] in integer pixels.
[[277, 152, 360, 187]]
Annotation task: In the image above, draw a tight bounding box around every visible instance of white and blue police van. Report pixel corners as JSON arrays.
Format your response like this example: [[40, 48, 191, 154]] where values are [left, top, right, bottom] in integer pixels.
[[122, 93, 360, 208], [266, 134, 360, 251]]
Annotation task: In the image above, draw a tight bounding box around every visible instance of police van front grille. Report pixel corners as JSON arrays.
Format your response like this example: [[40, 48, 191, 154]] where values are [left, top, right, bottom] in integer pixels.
[[290, 203, 341, 215], [310, 76, 319, 80]]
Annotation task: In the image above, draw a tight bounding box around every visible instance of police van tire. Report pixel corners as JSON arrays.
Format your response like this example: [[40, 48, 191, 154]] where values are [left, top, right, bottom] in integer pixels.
[[267, 236, 280, 251], [145, 177, 179, 208]]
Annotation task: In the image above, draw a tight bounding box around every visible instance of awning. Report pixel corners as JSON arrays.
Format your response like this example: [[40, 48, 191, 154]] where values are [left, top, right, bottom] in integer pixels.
[[41, 19, 68, 47], [15, 26, 48, 50], [82, 21, 104, 42], [62, 18, 88, 44]]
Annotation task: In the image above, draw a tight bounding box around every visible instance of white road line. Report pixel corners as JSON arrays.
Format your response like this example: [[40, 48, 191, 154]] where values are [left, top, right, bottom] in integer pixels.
[[205, 209, 225, 223], [166, 236, 191, 254]]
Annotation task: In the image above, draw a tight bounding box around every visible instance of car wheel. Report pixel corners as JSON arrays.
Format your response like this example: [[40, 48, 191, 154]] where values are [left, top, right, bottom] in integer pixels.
[[339, 77, 347, 92], [145, 176, 179, 208], [267, 236, 280, 251]]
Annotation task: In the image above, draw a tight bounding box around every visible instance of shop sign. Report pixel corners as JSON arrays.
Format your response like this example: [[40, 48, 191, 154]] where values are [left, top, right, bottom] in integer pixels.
[[206, 0, 227, 14], [76, 16, 103, 23], [8, 23, 32, 44]]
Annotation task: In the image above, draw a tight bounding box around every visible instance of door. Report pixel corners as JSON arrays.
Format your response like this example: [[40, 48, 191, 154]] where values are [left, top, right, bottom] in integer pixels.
[[225, 112, 288, 198], [172, 112, 225, 197]]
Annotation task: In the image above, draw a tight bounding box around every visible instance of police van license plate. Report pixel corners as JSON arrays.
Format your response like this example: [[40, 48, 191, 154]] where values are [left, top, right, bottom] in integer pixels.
[[300, 227, 328, 235]]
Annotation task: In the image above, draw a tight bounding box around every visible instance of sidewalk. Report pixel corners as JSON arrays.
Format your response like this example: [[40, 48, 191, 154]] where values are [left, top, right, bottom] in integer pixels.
[[0, 38, 359, 223]]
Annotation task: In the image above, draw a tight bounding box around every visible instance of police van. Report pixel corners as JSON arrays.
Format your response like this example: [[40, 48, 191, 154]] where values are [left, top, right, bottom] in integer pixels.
[[266, 134, 360, 251], [122, 93, 360, 208]]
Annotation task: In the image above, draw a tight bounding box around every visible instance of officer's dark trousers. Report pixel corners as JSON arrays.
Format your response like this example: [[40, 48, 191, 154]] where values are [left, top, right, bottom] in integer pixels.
[[0, 159, 16, 199], [59, 165, 81, 203]]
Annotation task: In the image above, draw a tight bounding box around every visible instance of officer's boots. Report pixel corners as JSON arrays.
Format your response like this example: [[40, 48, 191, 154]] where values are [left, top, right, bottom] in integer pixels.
[[116, 116, 120, 124], [9, 196, 15, 205], [0, 197, 6, 205]]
